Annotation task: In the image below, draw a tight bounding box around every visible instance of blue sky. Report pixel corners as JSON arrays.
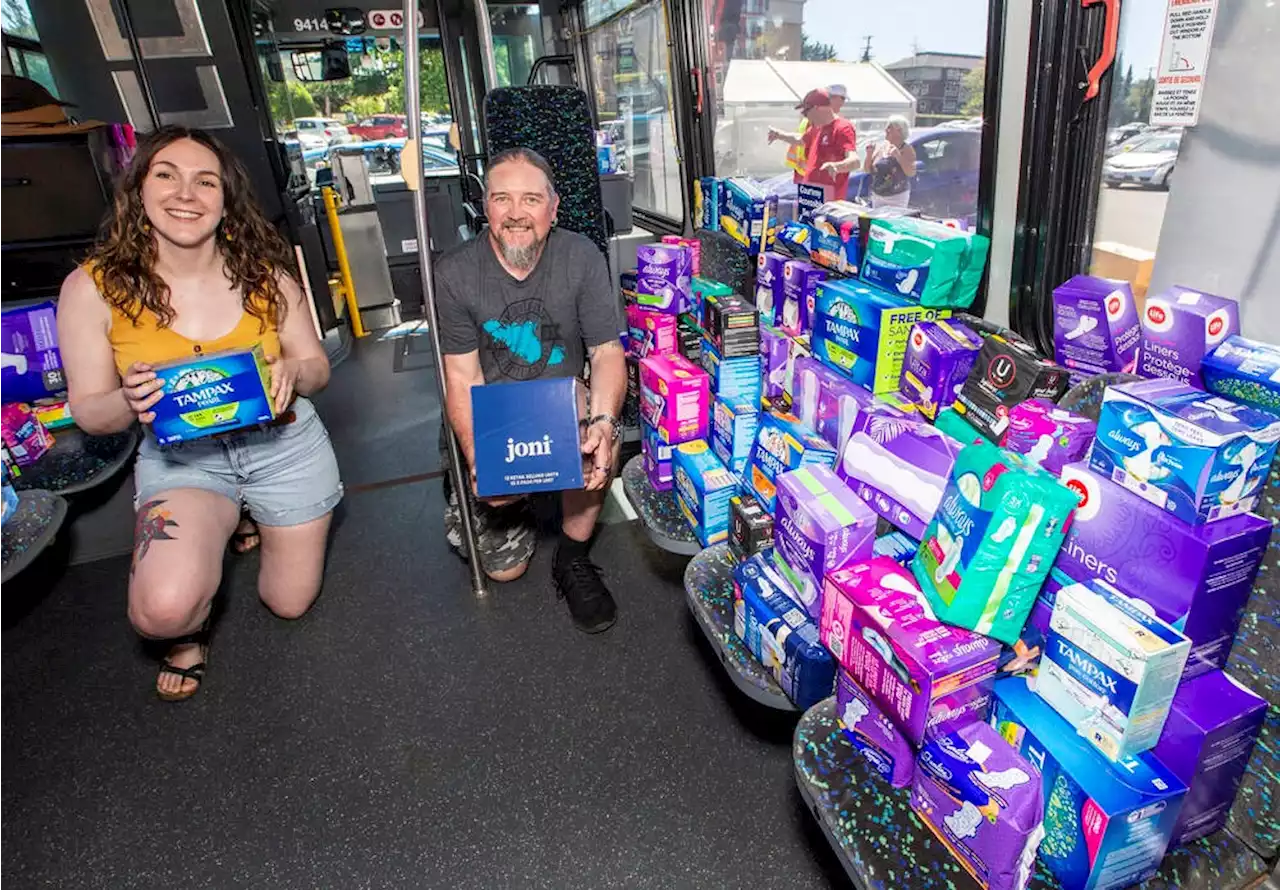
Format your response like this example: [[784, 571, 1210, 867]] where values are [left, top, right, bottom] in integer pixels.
[[802, 0, 1165, 76]]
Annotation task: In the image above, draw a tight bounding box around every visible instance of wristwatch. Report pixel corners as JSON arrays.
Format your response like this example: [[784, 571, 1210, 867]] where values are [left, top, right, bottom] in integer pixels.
[[588, 413, 622, 443]]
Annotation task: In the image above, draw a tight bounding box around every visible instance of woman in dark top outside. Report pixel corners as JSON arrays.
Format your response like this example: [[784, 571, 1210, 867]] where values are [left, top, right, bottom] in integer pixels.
[[863, 115, 917, 209]]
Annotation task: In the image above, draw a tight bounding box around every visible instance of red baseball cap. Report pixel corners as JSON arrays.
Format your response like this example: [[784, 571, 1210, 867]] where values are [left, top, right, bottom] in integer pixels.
[[796, 88, 832, 111]]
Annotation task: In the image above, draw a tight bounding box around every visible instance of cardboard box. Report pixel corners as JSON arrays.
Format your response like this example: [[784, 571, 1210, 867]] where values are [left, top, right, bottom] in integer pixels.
[[696, 176, 721, 231], [150, 346, 276, 446], [711, 394, 758, 475], [1056, 463, 1270, 677], [673, 439, 738, 546], [0, 300, 64, 404], [638, 353, 710, 445], [1202, 335, 1280, 414], [791, 354, 880, 451], [990, 676, 1186, 890], [699, 339, 762, 404], [745, 409, 836, 512], [1052, 275, 1141, 376], [760, 323, 792, 401], [955, 334, 1070, 441], [754, 251, 788, 328], [835, 668, 916, 788], [1152, 670, 1267, 845], [641, 421, 674, 491], [729, 491, 772, 560], [625, 305, 679, 358], [1136, 286, 1239, 388], [820, 557, 1001, 746], [703, 294, 759, 359], [1090, 241, 1154, 302], [810, 279, 952, 394], [781, 258, 826, 337], [1037, 578, 1191, 761], [772, 465, 876, 621], [719, 177, 777, 255], [633, 243, 687, 313], [1089, 378, 1280, 524], [471, 377, 587, 497], [899, 319, 983, 420], [691, 277, 733, 329]]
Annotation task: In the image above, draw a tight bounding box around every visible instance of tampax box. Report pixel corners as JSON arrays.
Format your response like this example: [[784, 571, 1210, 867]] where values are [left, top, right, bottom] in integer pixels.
[[899, 319, 983, 420], [642, 420, 674, 491], [810, 278, 952, 394], [955, 334, 1071, 441], [755, 251, 788, 327], [745, 409, 837, 512], [820, 557, 1001, 746], [625, 305, 679, 359], [1150, 669, 1267, 845], [781, 258, 826, 337], [772, 465, 876, 621], [150, 346, 276, 446], [729, 491, 772, 560], [1088, 378, 1280, 524], [719, 177, 777, 255], [1137, 286, 1239, 387], [1202, 335, 1280, 414], [638, 353, 710, 445], [836, 667, 916, 789], [1036, 578, 1191, 762], [673, 439, 737, 547], [911, 721, 1045, 890], [1052, 275, 1141, 376], [733, 552, 837, 709], [711, 394, 759, 475], [471, 377, 587, 497], [699, 339, 762, 404], [989, 676, 1186, 890], [1056, 463, 1271, 678], [703, 294, 759, 359]]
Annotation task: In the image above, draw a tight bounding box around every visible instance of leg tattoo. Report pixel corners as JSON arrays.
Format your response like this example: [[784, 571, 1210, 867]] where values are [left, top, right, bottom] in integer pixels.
[[133, 499, 179, 573]]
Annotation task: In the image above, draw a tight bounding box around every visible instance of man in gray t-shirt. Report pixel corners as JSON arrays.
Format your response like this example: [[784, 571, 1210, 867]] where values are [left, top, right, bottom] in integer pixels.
[[435, 147, 626, 633]]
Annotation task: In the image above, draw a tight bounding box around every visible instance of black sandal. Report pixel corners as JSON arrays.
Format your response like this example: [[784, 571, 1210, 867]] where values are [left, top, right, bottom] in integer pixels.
[[156, 624, 209, 702], [229, 517, 260, 554]]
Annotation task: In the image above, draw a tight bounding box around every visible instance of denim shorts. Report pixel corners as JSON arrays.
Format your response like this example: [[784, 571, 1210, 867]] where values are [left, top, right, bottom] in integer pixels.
[[134, 397, 343, 527]]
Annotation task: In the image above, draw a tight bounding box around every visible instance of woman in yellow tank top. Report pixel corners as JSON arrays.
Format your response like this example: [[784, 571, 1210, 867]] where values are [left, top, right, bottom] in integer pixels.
[[57, 126, 342, 701]]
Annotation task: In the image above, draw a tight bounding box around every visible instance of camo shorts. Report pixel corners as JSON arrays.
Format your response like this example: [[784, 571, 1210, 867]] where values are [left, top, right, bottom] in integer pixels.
[[443, 481, 538, 575]]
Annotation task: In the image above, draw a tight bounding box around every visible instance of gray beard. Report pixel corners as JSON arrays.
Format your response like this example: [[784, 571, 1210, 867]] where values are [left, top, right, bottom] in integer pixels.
[[495, 227, 547, 271]]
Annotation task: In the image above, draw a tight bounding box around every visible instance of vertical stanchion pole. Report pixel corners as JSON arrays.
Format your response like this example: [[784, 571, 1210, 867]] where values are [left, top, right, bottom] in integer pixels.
[[403, 2, 489, 599]]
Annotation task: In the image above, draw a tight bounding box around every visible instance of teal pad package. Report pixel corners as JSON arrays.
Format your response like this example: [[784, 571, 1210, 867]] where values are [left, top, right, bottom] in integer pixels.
[[860, 217, 990, 309], [150, 346, 276, 446], [912, 442, 1078, 645]]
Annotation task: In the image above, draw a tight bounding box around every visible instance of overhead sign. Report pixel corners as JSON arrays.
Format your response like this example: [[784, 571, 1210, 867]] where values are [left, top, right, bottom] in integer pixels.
[[367, 9, 425, 30], [1150, 0, 1219, 127]]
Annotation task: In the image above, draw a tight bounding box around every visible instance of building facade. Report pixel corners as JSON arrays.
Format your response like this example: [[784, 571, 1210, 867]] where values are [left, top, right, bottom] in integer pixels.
[[884, 52, 983, 119]]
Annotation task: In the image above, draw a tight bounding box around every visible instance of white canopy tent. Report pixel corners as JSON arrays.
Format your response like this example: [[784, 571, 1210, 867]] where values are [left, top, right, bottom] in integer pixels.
[[714, 60, 917, 180]]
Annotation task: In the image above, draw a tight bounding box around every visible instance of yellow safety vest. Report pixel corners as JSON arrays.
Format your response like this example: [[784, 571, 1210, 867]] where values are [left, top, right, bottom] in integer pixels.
[[785, 118, 808, 175]]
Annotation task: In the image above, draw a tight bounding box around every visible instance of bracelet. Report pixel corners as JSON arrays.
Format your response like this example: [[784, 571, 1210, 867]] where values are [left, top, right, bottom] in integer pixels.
[[588, 413, 622, 442]]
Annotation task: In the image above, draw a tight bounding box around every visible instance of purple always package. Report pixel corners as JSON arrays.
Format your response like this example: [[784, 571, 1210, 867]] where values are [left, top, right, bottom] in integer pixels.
[[837, 412, 963, 540], [1002, 399, 1096, 476], [912, 721, 1045, 890], [836, 668, 915, 788], [781, 259, 826, 337], [642, 422, 674, 491], [755, 251, 788, 327], [634, 243, 686, 314], [760, 324, 792, 401], [1056, 463, 1270, 678], [1151, 669, 1266, 845], [792, 354, 881, 450], [1052, 275, 1141, 376], [772, 465, 877, 621], [1137, 286, 1239, 387], [820, 557, 1001, 746], [1, 301, 65, 404], [899, 320, 983, 420]]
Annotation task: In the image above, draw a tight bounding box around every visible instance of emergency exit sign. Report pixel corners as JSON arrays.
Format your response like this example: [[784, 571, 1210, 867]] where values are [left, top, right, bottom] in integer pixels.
[[1150, 0, 1219, 127]]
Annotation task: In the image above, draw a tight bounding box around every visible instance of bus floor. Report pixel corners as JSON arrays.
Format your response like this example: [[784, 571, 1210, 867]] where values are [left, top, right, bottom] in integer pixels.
[[2, 333, 848, 889]]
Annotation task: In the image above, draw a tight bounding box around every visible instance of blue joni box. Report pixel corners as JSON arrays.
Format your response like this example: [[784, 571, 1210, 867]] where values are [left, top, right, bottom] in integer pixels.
[[150, 347, 276, 446], [470, 377, 588, 497]]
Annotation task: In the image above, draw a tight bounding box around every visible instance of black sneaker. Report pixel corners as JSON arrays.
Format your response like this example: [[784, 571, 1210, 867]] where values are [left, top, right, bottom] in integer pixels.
[[552, 555, 618, 634]]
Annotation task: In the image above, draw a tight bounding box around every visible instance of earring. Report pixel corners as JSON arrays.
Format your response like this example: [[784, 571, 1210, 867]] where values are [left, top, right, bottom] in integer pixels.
[[141, 219, 151, 233], [223, 225, 234, 243]]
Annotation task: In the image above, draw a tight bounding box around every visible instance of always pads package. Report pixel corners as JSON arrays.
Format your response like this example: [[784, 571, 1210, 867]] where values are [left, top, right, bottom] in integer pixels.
[[912, 443, 1078, 645]]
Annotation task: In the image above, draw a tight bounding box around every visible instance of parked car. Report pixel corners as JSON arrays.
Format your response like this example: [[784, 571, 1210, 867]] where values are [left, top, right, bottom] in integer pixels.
[[291, 117, 354, 151], [846, 126, 981, 220], [349, 114, 407, 141], [1102, 131, 1182, 189]]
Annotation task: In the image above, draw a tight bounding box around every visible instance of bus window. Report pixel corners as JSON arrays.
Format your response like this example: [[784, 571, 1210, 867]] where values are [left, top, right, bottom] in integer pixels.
[[703, 0, 991, 227], [489, 4, 544, 88], [586, 1, 685, 223]]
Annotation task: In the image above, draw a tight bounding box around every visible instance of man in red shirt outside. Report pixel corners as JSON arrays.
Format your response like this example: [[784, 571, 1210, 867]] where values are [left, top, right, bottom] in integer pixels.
[[769, 88, 859, 201]]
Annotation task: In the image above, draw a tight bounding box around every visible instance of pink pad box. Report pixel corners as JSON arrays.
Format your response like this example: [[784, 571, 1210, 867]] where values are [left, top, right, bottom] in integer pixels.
[[639, 353, 711, 445], [0, 402, 54, 467], [1001, 399, 1097, 476], [821, 557, 1001, 746], [626, 305, 679, 359]]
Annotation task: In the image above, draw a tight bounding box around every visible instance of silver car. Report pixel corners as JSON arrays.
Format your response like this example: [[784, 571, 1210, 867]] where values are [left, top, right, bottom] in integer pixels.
[[1102, 131, 1182, 189]]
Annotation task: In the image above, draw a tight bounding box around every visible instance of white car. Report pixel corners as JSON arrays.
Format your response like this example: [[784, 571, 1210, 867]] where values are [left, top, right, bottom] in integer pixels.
[[291, 117, 354, 151], [1102, 131, 1182, 189]]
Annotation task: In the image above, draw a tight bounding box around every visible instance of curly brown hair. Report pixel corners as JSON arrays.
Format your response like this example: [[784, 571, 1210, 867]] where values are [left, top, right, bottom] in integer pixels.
[[86, 125, 296, 331]]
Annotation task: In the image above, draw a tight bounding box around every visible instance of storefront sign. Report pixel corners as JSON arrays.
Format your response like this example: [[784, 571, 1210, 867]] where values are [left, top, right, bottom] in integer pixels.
[[1150, 0, 1219, 127]]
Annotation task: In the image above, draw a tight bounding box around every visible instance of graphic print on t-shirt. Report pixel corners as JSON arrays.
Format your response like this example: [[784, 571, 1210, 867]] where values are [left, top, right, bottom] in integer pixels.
[[482, 297, 567, 380]]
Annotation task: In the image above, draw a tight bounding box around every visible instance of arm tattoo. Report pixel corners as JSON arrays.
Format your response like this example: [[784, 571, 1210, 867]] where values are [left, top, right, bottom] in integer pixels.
[[133, 498, 179, 573]]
